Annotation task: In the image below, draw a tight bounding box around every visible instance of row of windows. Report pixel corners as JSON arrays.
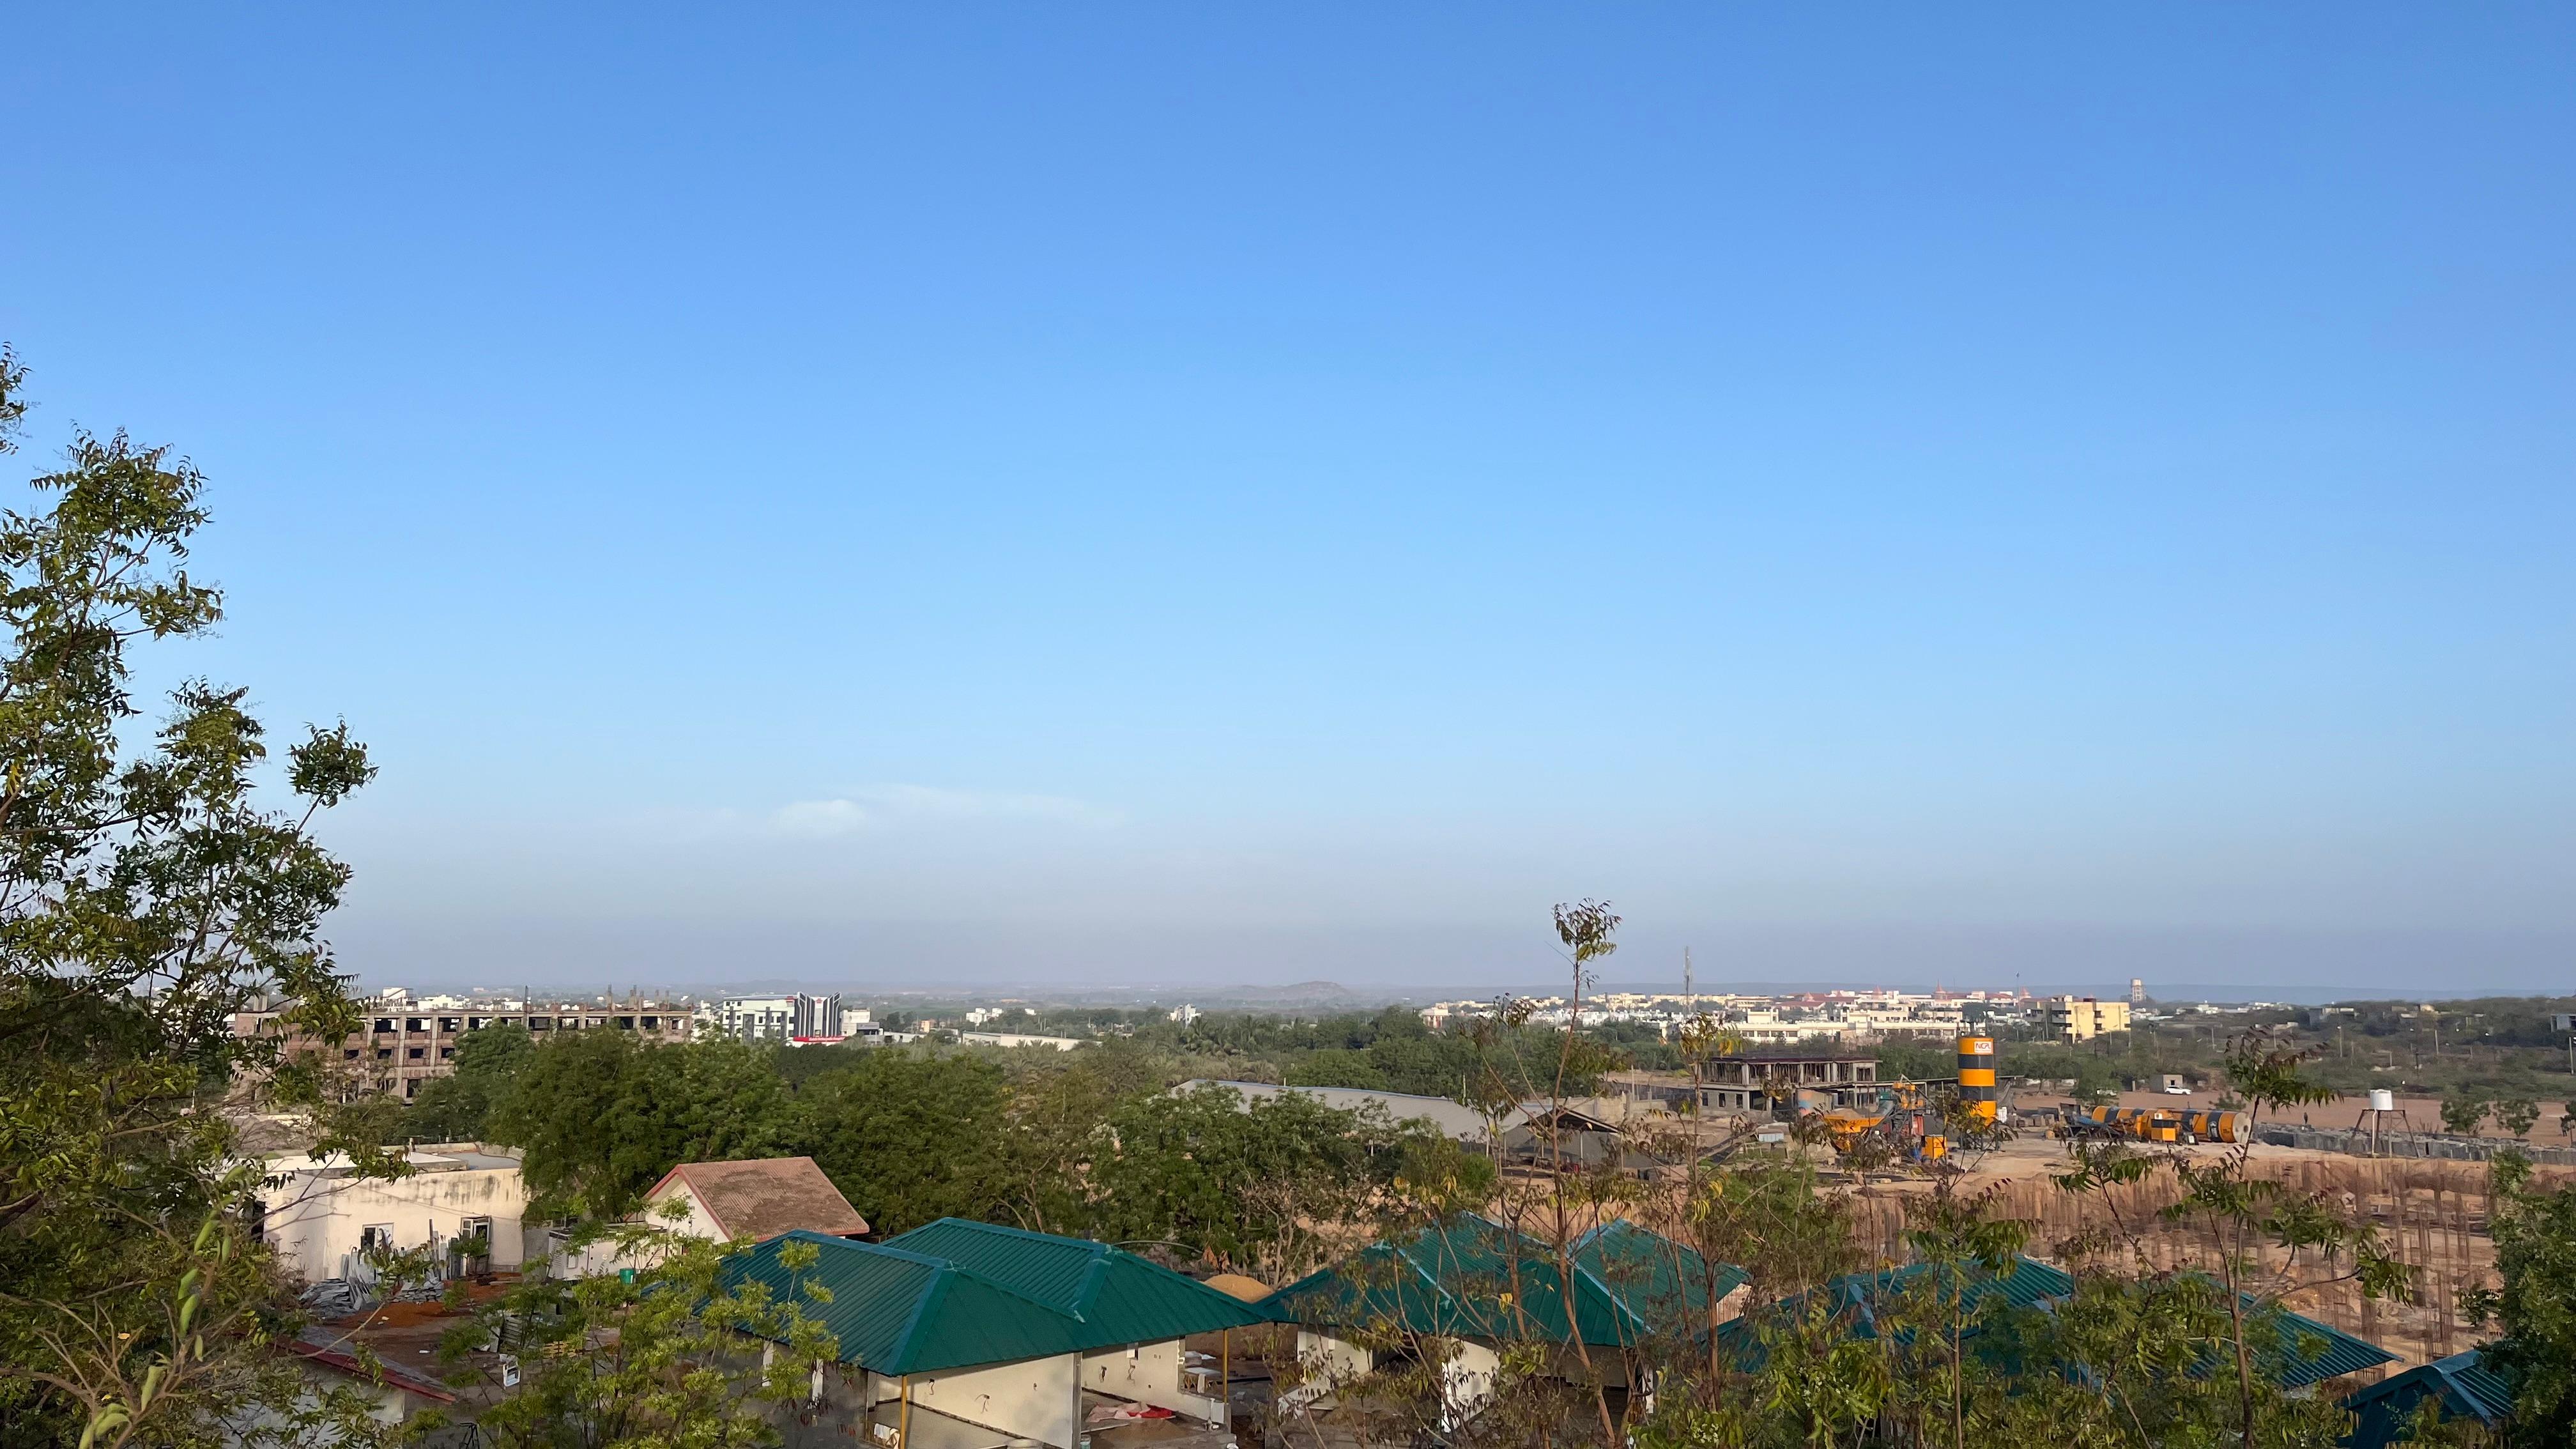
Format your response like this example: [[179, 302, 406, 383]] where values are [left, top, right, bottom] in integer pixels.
[[344, 1046, 459, 1061], [364, 1014, 674, 1035]]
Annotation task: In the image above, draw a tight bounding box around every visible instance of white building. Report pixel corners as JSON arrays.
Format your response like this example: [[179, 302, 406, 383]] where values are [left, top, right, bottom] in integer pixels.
[[716, 992, 843, 1041], [254, 1145, 529, 1286], [960, 1031, 1086, 1051]]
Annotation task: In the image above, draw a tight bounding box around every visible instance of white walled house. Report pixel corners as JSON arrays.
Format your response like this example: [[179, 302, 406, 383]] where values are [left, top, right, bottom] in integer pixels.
[[725, 1221, 1269, 1449], [254, 1145, 528, 1285]]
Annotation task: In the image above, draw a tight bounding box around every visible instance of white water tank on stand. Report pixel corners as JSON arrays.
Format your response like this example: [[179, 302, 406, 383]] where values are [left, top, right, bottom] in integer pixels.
[[2368, 1089, 2396, 1112]]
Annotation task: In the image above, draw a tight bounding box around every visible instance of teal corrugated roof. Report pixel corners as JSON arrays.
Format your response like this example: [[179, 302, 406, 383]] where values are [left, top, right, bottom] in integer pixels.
[[2253, 1301, 2395, 1390], [1260, 1216, 1734, 1349], [1574, 1219, 1747, 1331], [1717, 1256, 2074, 1367], [2341, 1349, 2510, 1448], [881, 1218, 1267, 1346], [1719, 1261, 2393, 1392], [721, 1231, 1091, 1374]]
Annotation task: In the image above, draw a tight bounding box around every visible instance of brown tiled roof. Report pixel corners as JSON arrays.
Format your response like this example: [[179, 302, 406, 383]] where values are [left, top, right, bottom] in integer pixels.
[[656, 1156, 870, 1241]]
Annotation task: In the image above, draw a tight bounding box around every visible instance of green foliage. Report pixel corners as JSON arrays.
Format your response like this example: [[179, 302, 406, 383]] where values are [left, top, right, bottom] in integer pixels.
[[397, 1023, 533, 1142], [489, 1030, 797, 1219], [0, 350, 390, 1449], [1685, 1155, 1860, 1300], [1087, 1082, 1488, 1276], [798, 1048, 1015, 1234], [2490, 1098, 2541, 1139], [453, 1227, 841, 1448], [2469, 1156, 2576, 1446], [2442, 1092, 2490, 1137]]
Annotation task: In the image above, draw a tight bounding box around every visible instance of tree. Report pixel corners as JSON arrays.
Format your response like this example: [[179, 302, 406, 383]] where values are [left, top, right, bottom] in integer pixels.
[[800, 1048, 1015, 1234], [0, 348, 390, 1448], [2053, 1028, 2409, 1449], [2490, 1097, 2540, 1140], [454, 1224, 841, 1448], [397, 1022, 533, 1143], [2468, 1155, 2576, 1446], [489, 1031, 798, 1220], [1087, 1083, 1481, 1278], [2441, 1092, 2490, 1137]]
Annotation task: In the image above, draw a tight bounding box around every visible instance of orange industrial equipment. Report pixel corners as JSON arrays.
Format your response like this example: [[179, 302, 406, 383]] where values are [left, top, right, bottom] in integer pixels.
[[2076, 1105, 2240, 1144], [1956, 1035, 1998, 1125]]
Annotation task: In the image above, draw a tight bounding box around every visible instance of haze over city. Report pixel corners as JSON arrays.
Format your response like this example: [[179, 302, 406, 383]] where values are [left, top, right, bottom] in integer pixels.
[[4, 6, 2570, 996]]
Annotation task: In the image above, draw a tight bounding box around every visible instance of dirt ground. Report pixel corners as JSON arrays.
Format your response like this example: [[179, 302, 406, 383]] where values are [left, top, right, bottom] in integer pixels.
[[1834, 1129, 2573, 1379], [2102, 1087, 2575, 1144]]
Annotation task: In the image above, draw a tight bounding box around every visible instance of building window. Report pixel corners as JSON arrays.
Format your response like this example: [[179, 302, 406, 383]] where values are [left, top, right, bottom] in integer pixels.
[[528, 1017, 550, 1030], [344, 1048, 360, 1059], [406, 1047, 425, 1059], [439, 1046, 456, 1059], [615, 1016, 634, 1029], [438, 1018, 461, 1032], [375, 1048, 392, 1060], [374, 1018, 395, 1033], [360, 1224, 394, 1252], [641, 1016, 658, 1029], [406, 1018, 426, 1032], [404, 1078, 420, 1098]]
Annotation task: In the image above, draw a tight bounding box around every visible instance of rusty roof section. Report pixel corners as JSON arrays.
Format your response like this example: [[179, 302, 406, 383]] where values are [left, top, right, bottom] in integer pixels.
[[658, 1156, 870, 1242]]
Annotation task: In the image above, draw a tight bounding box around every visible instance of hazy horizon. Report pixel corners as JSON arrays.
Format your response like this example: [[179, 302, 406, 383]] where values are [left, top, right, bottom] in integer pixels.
[[8, 8, 2572, 996]]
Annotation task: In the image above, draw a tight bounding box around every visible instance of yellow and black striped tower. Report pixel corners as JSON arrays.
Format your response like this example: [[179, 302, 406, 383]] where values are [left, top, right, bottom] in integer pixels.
[[1957, 1034, 1997, 1125]]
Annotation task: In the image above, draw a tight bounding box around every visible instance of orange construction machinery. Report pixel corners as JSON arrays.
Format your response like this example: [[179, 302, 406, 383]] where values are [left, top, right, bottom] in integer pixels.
[[2069, 1105, 2247, 1144]]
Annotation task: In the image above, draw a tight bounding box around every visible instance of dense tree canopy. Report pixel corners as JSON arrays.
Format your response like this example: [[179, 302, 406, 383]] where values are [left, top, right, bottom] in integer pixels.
[[0, 348, 389, 1449]]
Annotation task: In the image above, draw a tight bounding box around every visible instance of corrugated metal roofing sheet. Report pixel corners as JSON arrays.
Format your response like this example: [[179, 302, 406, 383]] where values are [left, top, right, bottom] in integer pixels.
[[1259, 1216, 1739, 1349], [1718, 1260, 2393, 1392], [880, 1218, 1268, 1346], [1717, 1255, 2074, 1367], [2340, 1348, 2511, 1448], [2254, 1301, 2395, 1390], [1574, 1219, 1747, 1331], [721, 1231, 1091, 1375]]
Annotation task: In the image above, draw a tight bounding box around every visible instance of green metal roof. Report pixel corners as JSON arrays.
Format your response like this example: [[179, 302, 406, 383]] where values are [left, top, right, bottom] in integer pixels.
[[880, 1218, 1268, 1346], [1717, 1255, 2075, 1367], [1574, 1219, 1747, 1331], [1718, 1259, 2393, 1391], [721, 1231, 1092, 1375], [2341, 1349, 2511, 1448], [2246, 1300, 2395, 1390], [1260, 1216, 1739, 1350]]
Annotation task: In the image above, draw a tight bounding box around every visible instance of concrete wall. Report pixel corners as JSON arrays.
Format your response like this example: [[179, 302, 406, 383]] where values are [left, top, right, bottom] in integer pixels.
[[259, 1165, 526, 1284], [540, 1178, 725, 1280], [1296, 1330, 1373, 1386], [1080, 1340, 1223, 1423], [1438, 1339, 1503, 1421], [878, 1355, 1081, 1448]]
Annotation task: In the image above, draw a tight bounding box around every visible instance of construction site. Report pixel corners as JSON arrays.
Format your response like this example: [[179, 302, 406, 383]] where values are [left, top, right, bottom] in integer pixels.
[[1583, 1032, 2574, 1383]]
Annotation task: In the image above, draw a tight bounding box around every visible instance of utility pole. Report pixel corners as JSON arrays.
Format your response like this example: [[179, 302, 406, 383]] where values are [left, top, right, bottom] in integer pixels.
[[1683, 946, 1694, 1017]]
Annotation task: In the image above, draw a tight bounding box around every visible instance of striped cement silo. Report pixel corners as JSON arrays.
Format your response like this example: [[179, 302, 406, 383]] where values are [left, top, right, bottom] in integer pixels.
[[1957, 1035, 1997, 1124]]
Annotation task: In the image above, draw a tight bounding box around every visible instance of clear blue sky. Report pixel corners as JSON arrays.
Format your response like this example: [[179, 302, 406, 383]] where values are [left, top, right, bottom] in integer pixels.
[[4, 6, 2570, 995]]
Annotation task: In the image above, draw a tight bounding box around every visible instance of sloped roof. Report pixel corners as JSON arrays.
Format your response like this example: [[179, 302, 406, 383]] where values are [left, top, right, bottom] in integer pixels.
[[1259, 1216, 1738, 1349], [1717, 1255, 2075, 1367], [881, 1218, 1267, 1344], [1719, 1259, 2392, 1390], [1574, 1218, 1747, 1328], [721, 1231, 1089, 1375], [2341, 1349, 2511, 1448], [652, 1157, 870, 1242], [2248, 1301, 2395, 1389]]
